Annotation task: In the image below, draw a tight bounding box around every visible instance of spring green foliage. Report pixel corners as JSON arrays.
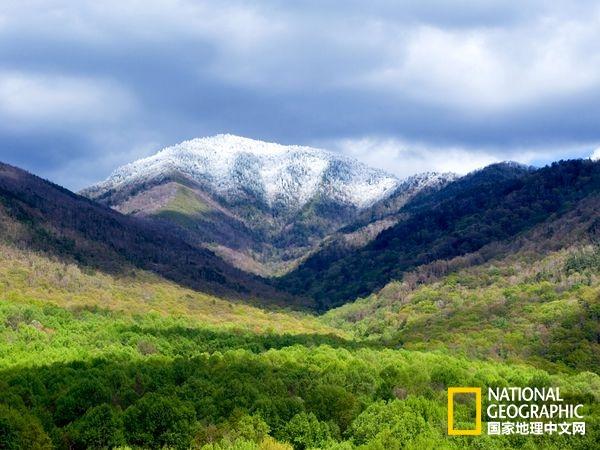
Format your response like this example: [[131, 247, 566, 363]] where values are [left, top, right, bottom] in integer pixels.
[[0, 404, 52, 449], [0, 294, 599, 449], [67, 404, 124, 449], [123, 393, 196, 449], [0, 244, 338, 341], [1, 224, 600, 448], [325, 246, 600, 373], [565, 246, 600, 275]]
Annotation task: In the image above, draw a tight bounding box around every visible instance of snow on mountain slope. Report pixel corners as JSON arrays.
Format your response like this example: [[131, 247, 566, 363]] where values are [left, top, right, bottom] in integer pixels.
[[81, 135, 462, 276], [83, 134, 401, 211], [398, 171, 460, 191]]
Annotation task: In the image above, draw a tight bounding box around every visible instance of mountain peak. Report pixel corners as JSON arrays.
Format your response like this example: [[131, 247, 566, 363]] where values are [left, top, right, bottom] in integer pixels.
[[83, 135, 401, 210], [162, 134, 304, 157]]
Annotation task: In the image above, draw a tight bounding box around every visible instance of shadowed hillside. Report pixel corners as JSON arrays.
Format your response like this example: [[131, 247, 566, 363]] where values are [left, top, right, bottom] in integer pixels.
[[278, 160, 600, 310], [0, 162, 307, 308]]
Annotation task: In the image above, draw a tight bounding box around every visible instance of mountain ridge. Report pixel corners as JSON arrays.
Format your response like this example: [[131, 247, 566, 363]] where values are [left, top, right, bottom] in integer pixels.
[[0, 161, 305, 307], [81, 135, 457, 275], [81, 134, 402, 211], [278, 159, 600, 309]]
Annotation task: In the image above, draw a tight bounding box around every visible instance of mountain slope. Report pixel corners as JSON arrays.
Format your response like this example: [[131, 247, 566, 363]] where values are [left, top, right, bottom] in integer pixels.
[[0, 162, 301, 306], [324, 193, 600, 372], [81, 135, 451, 275], [278, 160, 600, 310], [340, 171, 459, 234]]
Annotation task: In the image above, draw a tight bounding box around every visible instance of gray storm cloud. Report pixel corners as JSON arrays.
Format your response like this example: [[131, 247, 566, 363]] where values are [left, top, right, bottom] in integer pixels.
[[0, 0, 600, 188]]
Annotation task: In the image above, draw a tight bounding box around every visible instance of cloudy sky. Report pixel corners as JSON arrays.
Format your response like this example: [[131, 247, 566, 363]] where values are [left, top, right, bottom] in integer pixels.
[[1, 0, 600, 189]]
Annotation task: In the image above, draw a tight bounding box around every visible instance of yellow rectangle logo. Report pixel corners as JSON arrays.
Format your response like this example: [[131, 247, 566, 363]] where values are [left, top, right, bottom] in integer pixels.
[[448, 387, 482, 435]]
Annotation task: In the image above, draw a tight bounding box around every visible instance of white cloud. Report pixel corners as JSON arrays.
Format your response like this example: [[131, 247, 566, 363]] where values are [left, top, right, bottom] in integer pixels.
[[333, 137, 498, 178], [356, 10, 600, 112], [4, 1, 600, 109], [0, 71, 136, 128], [0, 1, 280, 49], [331, 137, 547, 179], [591, 147, 600, 160], [0, 1, 599, 190]]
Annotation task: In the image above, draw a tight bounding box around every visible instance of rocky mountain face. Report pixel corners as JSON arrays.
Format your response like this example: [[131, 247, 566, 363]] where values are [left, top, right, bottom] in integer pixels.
[[81, 135, 452, 275]]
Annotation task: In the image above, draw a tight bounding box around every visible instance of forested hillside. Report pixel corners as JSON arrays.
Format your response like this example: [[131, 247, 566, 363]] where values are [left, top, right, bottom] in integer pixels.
[[0, 162, 304, 307], [325, 194, 600, 372], [0, 159, 599, 449], [279, 160, 600, 310]]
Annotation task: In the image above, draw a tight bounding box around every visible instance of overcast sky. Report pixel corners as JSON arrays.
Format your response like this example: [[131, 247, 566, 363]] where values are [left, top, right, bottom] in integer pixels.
[[1, 0, 600, 190]]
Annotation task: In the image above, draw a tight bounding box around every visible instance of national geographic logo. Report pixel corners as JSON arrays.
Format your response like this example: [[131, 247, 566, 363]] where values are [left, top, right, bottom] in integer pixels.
[[447, 387, 586, 437]]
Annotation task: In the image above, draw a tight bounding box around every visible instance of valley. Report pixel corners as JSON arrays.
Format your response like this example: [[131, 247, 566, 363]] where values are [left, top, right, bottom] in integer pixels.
[[0, 142, 599, 449]]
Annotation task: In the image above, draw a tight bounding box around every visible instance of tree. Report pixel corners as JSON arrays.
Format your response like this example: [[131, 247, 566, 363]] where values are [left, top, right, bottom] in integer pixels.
[[67, 403, 124, 449], [0, 405, 52, 450], [278, 412, 332, 450], [123, 393, 196, 449], [305, 384, 358, 432], [229, 412, 270, 443], [54, 378, 111, 426], [349, 400, 429, 447]]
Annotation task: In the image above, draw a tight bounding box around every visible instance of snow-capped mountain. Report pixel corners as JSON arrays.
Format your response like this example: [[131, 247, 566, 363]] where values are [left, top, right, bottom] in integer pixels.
[[83, 134, 400, 211], [82, 134, 457, 276]]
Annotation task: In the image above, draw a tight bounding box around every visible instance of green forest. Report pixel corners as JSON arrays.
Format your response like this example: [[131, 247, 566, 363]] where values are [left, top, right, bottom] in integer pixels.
[[1, 160, 599, 449], [1, 240, 599, 449]]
